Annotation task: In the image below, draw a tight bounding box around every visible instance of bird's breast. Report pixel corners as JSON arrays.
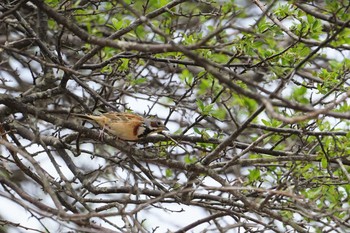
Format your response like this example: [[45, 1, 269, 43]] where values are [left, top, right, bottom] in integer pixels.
[[104, 121, 140, 141]]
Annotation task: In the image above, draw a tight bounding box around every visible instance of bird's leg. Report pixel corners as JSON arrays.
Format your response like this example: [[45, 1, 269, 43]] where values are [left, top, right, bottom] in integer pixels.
[[98, 124, 106, 141]]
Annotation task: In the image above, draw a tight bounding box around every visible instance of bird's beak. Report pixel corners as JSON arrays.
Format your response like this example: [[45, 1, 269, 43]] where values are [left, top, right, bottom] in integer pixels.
[[162, 126, 169, 131]]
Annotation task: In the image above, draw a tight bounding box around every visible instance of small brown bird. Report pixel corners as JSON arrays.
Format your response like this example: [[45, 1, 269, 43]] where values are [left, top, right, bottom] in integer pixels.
[[73, 112, 168, 141]]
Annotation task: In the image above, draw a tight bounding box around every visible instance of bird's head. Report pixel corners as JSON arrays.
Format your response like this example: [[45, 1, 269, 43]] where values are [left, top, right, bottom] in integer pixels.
[[146, 119, 169, 132], [136, 118, 168, 138]]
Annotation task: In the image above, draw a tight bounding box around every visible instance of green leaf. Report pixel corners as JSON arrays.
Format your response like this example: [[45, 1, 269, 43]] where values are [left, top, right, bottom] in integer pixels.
[[291, 86, 308, 104], [184, 155, 197, 164], [307, 188, 322, 199], [120, 58, 129, 70], [179, 69, 193, 86], [248, 169, 261, 182], [131, 77, 147, 85], [112, 18, 123, 30], [261, 119, 270, 126], [196, 99, 205, 112], [193, 127, 201, 134], [321, 157, 328, 169], [201, 130, 210, 141], [165, 169, 173, 178], [202, 103, 214, 115], [101, 65, 113, 74], [211, 108, 226, 120]]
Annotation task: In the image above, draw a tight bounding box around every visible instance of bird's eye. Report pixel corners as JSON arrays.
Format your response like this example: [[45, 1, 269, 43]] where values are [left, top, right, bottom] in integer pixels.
[[157, 121, 162, 126]]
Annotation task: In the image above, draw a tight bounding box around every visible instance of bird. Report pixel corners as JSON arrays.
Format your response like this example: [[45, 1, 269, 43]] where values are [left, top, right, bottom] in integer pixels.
[[72, 112, 168, 141]]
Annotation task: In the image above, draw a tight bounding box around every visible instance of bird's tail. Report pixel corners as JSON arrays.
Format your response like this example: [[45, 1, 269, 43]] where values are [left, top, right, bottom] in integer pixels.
[[71, 113, 93, 120]]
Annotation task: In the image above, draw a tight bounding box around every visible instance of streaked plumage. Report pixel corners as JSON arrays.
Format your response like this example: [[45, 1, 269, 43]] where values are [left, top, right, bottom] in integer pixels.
[[73, 112, 168, 141]]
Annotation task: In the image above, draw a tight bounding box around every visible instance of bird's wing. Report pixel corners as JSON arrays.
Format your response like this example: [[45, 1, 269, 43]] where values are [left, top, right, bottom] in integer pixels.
[[103, 112, 144, 122]]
